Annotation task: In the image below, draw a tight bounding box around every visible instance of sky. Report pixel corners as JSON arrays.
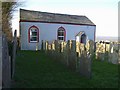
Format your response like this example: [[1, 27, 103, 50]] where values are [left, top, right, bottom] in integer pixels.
[[11, 0, 119, 37]]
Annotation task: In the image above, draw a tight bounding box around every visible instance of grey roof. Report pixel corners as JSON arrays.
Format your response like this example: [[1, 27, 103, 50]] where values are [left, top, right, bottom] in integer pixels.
[[20, 9, 95, 26]]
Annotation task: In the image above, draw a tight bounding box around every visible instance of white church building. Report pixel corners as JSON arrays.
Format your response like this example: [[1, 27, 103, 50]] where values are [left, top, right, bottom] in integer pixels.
[[20, 9, 96, 50]]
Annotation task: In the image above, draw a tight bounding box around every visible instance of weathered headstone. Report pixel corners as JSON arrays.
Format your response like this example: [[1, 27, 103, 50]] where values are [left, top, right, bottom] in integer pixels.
[[47, 43, 52, 57], [68, 40, 77, 71], [61, 42, 67, 65], [43, 40, 46, 51], [76, 43, 92, 78], [0, 4, 2, 89], [104, 43, 110, 62], [79, 43, 85, 56], [61, 42, 68, 66], [54, 40, 60, 61], [79, 51, 92, 79], [54, 40, 59, 51], [11, 30, 17, 79], [50, 41, 55, 57], [96, 42, 105, 61], [51, 41, 55, 50], [86, 40, 94, 59], [45, 41, 48, 53], [76, 41, 80, 57], [41, 40, 44, 50], [109, 43, 119, 64], [0, 35, 2, 89], [2, 35, 11, 88]]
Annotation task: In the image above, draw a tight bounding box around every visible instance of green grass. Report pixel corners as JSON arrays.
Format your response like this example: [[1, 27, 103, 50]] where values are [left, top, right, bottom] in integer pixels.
[[12, 50, 118, 88]]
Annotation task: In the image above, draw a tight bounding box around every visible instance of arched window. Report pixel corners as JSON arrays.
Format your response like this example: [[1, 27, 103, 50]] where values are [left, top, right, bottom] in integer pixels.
[[28, 25, 39, 43], [57, 27, 66, 41]]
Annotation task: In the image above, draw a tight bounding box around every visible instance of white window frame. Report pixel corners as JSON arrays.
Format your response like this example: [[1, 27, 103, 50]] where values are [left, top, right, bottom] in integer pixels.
[[58, 27, 65, 41], [29, 26, 39, 43]]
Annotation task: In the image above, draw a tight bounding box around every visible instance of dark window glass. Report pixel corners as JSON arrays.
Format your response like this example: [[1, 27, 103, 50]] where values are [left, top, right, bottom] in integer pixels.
[[30, 37, 37, 41], [58, 37, 64, 40], [58, 31, 64, 36], [32, 32, 37, 36]]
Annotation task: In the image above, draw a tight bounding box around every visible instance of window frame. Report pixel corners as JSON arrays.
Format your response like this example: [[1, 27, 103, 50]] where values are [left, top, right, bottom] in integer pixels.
[[28, 25, 39, 43], [57, 27, 66, 41]]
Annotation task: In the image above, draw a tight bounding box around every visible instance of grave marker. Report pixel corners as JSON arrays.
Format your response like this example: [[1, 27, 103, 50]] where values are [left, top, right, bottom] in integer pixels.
[[2, 35, 11, 88], [0, 35, 2, 89], [11, 30, 17, 78], [79, 52, 92, 79]]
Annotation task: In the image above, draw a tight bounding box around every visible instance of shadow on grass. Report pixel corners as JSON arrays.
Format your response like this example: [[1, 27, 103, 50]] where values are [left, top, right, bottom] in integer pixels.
[[11, 50, 118, 88]]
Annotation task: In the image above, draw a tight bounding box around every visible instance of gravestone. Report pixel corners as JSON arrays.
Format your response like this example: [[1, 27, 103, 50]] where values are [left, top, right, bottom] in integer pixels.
[[2, 35, 11, 88], [86, 40, 94, 59], [0, 36, 2, 89], [63, 42, 69, 66], [96, 42, 105, 61], [41, 40, 44, 50], [50, 41, 55, 57], [11, 30, 17, 79], [109, 43, 119, 64], [54, 40, 59, 51], [104, 43, 110, 62], [47, 43, 52, 57], [68, 40, 77, 71], [60, 41, 68, 65], [62, 42, 68, 66], [79, 51, 92, 79], [54, 40, 60, 61], [60, 41, 64, 52], [57, 42, 63, 62], [0, 7, 2, 89], [79, 43, 85, 56], [51, 41, 55, 50], [76, 43, 84, 72], [45, 41, 48, 53], [76, 41, 80, 57], [42, 40, 46, 51], [78, 43, 85, 71], [76, 43, 92, 78]]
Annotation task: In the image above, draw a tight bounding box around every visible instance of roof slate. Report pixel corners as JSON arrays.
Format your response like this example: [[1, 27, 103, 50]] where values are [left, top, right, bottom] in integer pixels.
[[20, 9, 95, 26]]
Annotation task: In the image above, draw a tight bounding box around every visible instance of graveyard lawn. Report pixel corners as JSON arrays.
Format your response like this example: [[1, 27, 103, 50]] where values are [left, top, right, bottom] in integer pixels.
[[12, 51, 118, 88]]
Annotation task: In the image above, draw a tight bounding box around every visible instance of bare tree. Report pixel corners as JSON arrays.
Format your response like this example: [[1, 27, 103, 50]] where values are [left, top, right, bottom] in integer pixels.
[[2, 0, 20, 41]]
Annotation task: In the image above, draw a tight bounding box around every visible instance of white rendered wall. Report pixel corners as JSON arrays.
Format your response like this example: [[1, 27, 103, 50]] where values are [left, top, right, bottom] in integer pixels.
[[20, 22, 95, 50]]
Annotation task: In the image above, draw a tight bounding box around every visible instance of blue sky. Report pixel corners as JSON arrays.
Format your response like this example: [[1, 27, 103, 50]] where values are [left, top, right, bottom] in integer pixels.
[[12, 0, 119, 37]]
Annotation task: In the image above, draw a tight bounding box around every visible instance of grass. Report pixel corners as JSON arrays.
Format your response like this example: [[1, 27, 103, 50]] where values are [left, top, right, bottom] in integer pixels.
[[12, 50, 118, 88]]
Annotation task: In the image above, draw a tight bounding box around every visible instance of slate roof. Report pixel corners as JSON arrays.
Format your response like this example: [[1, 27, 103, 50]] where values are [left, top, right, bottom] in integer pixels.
[[20, 9, 95, 26]]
